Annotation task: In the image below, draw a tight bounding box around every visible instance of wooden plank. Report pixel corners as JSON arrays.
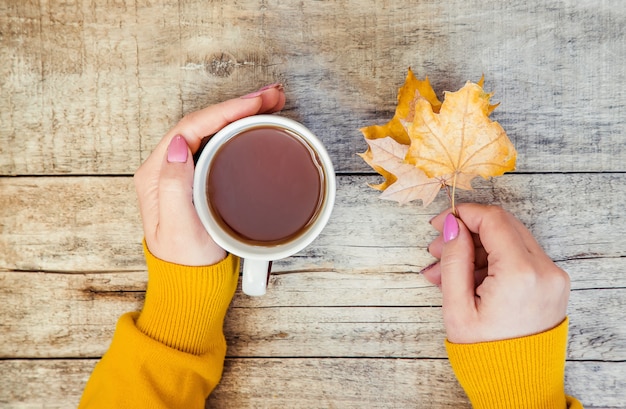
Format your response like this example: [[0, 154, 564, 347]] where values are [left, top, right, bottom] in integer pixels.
[[2, 2, 624, 409], [2, 1, 625, 175], [0, 358, 623, 408], [0, 177, 146, 272], [1, 174, 625, 273], [0, 0, 141, 175], [0, 359, 94, 409], [210, 359, 470, 409], [228, 290, 626, 361], [1, 269, 623, 361]]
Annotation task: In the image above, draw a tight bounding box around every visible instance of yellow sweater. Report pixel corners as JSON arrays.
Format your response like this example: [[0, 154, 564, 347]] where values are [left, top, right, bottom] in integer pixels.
[[79, 244, 583, 408], [79, 243, 239, 408], [446, 319, 583, 409]]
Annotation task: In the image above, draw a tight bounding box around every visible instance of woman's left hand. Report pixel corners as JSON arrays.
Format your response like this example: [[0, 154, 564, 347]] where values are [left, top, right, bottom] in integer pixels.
[[134, 85, 286, 266]]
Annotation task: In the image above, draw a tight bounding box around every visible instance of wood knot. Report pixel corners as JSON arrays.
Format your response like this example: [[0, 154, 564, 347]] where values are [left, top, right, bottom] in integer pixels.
[[205, 52, 237, 77]]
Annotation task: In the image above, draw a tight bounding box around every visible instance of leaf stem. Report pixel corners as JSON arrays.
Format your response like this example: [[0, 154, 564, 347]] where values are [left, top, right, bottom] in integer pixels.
[[451, 172, 458, 216], [443, 183, 452, 204]]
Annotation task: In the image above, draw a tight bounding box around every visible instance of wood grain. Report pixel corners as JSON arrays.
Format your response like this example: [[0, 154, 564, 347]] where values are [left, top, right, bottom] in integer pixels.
[[1, 174, 624, 272], [0, 358, 623, 409], [1, 268, 624, 361], [1, 0, 624, 174], [2, 0, 625, 407]]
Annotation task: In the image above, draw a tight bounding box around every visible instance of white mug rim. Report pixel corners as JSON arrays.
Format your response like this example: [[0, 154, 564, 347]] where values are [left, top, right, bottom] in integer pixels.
[[192, 114, 336, 261]]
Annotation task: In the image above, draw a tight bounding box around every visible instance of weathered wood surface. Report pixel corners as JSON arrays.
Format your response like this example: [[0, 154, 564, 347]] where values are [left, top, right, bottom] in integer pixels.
[[1, 270, 624, 361], [1, 0, 625, 174], [2, 174, 625, 273], [2, 0, 626, 408], [0, 359, 623, 409], [1, 174, 626, 407]]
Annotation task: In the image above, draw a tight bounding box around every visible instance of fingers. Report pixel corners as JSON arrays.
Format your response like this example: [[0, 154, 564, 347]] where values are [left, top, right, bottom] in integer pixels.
[[428, 233, 487, 270], [421, 261, 488, 290], [439, 214, 478, 322], [427, 203, 570, 343], [161, 86, 284, 158], [421, 261, 441, 286], [175, 86, 285, 152], [431, 204, 546, 271], [156, 136, 226, 265], [157, 136, 196, 237], [172, 97, 263, 152], [135, 86, 286, 234], [262, 86, 286, 113], [457, 204, 548, 263], [149, 87, 286, 167]]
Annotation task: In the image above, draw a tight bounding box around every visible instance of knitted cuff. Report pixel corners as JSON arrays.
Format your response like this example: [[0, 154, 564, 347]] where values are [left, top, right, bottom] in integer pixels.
[[136, 241, 240, 355], [445, 318, 569, 409]]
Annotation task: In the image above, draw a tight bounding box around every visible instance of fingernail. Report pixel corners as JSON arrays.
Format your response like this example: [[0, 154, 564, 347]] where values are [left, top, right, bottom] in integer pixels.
[[240, 83, 284, 99], [420, 262, 438, 274], [167, 135, 188, 163], [258, 82, 283, 92], [443, 213, 459, 243]]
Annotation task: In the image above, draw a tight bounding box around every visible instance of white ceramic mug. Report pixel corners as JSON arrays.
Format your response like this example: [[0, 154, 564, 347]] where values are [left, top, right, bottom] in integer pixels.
[[193, 115, 336, 296]]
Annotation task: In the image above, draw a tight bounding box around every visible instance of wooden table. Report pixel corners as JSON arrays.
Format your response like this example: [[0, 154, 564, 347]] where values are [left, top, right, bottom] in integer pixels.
[[1, 1, 625, 407]]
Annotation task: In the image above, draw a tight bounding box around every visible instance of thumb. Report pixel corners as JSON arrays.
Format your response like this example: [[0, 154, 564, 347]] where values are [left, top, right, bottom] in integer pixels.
[[158, 135, 199, 237], [440, 213, 477, 323]]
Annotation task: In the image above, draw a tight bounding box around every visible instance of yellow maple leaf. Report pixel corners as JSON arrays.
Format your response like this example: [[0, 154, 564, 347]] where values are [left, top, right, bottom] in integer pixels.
[[366, 137, 475, 206], [359, 70, 516, 210], [365, 137, 442, 206], [359, 68, 441, 191], [477, 75, 500, 115], [406, 81, 516, 182]]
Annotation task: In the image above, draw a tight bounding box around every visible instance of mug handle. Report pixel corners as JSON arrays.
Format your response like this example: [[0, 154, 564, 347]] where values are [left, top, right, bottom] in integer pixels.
[[242, 259, 271, 296]]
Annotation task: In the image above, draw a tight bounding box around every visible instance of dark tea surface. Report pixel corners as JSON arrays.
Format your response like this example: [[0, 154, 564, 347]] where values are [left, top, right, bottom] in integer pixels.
[[207, 127, 324, 244]]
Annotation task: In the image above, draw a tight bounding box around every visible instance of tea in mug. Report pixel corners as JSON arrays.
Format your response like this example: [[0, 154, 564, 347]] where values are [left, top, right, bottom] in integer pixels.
[[207, 126, 325, 245]]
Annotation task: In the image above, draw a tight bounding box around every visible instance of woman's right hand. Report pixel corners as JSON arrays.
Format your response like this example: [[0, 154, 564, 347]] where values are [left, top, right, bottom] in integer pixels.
[[422, 204, 571, 344]]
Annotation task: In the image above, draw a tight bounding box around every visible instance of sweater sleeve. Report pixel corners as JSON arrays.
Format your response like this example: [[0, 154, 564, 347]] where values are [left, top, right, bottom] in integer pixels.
[[78, 242, 240, 409], [445, 317, 583, 409]]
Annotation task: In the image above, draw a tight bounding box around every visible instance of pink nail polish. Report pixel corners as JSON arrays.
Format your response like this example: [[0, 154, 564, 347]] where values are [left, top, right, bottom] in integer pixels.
[[443, 213, 459, 243], [240, 83, 283, 99], [167, 135, 188, 163]]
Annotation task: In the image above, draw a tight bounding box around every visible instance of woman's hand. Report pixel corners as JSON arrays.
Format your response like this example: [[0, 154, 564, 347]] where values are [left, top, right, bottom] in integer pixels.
[[134, 85, 286, 266], [422, 203, 570, 343]]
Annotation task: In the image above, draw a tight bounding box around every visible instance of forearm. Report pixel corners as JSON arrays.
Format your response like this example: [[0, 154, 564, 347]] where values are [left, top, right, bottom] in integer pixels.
[[445, 318, 583, 409], [79, 243, 239, 408]]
